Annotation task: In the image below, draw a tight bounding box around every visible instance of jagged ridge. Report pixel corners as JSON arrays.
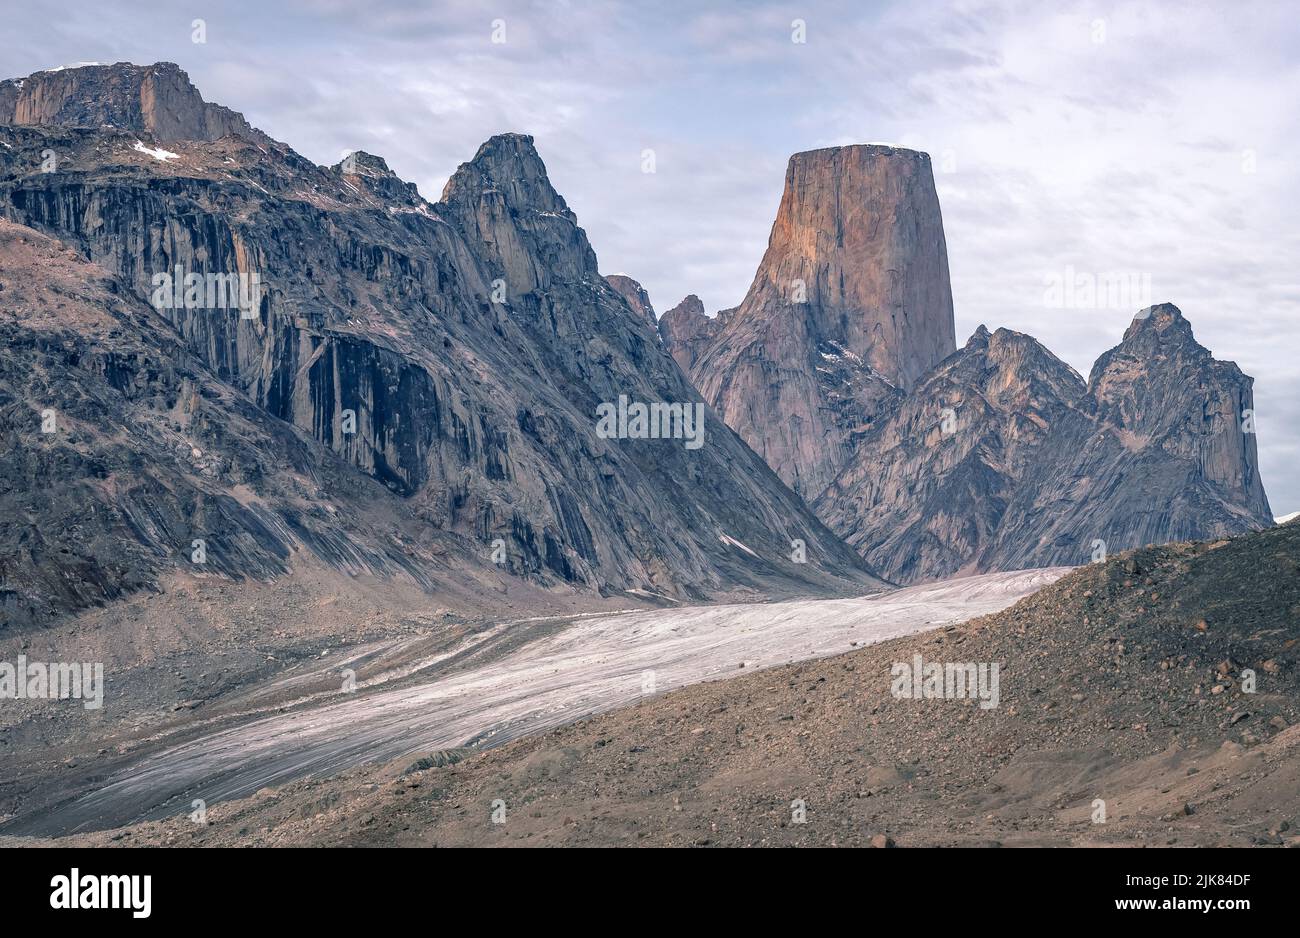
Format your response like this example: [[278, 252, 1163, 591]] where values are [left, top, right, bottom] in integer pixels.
[[817, 304, 1272, 582]]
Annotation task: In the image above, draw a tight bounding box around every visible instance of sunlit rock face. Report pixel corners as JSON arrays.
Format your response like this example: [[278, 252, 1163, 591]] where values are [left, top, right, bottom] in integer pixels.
[[688, 144, 956, 499]]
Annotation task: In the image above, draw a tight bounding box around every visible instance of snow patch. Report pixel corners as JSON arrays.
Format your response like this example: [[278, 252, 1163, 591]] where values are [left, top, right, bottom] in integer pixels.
[[391, 203, 440, 220], [41, 62, 104, 73], [822, 340, 865, 366], [1276, 511, 1299, 525], [718, 533, 759, 558], [624, 588, 681, 604], [133, 140, 180, 163]]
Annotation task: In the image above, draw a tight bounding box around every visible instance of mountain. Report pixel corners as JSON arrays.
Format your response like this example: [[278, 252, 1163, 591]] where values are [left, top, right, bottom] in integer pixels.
[[981, 303, 1271, 569], [0, 62, 883, 630], [817, 304, 1273, 582], [647, 143, 1269, 583], [683, 144, 956, 499]]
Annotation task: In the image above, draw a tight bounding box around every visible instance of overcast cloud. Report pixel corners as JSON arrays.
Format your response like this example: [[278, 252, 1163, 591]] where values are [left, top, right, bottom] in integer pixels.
[[3, 0, 1295, 514]]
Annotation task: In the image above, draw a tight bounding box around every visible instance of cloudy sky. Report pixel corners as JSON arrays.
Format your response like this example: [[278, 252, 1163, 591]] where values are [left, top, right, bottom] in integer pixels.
[[5, 0, 1297, 514]]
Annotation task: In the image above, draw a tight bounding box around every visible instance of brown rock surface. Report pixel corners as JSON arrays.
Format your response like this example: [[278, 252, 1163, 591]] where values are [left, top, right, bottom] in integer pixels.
[[21, 523, 1298, 847]]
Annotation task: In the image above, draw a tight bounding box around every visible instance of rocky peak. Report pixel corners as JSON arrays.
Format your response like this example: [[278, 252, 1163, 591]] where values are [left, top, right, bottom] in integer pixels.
[[1092, 303, 1204, 403], [817, 305, 1271, 583], [604, 274, 658, 329], [661, 294, 706, 326], [966, 324, 992, 347], [0, 61, 264, 144], [658, 294, 719, 372], [333, 150, 422, 205], [441, 133, 572, 219], [737, 143, 956, 387], [440, 132, 597, 292], [334, 150, 396, 177], [984, 325, 1074, 364], [1088, 302, 1234, 430], [684, 142, 957, 498], [1123, 301, 1190, 340]]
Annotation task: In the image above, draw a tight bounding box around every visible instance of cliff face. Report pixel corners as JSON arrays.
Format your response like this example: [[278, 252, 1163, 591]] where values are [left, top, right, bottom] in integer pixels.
[[817, 305, 1273, 583], [0, 219, 462, 629], [688, 144, 956, 498], [0, 63, 882, 630]]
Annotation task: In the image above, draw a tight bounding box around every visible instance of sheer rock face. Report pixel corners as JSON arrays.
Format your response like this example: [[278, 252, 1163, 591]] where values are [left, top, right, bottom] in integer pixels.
[[0, 219, 468, 629], [689, 144, 956, 498], [0, 65, 881, 628], [0, 62, 265, 144], [817, 305, 1273, 583]]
